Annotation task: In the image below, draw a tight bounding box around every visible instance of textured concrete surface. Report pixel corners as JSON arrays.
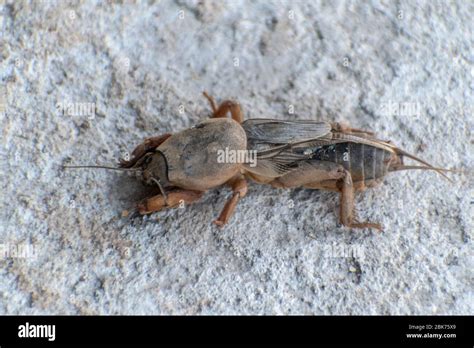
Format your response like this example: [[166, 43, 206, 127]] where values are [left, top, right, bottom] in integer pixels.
[[0, 0, 472, 314]]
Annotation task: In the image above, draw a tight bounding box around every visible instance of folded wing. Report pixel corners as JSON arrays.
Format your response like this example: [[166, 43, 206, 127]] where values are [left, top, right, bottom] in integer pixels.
[[242, 118, 396, 178]]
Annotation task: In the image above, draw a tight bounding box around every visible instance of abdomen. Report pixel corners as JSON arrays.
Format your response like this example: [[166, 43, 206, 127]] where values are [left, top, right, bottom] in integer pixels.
[[310, 143, 393, 183]]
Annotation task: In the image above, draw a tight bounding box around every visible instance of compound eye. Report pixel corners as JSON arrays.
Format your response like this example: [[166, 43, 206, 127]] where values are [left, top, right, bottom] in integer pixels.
[[192, 122, 206, 129], [141, 153, 153, 167]]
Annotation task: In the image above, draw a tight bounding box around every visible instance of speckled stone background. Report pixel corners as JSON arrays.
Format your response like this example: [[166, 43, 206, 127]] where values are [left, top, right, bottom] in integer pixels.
[[0, 0, 472, 314]]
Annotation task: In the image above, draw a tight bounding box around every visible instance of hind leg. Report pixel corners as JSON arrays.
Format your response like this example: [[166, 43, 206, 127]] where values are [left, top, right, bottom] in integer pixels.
[[338, 169, 383, 231], [270, 160, 345, 188], [273, 161, 382, 231]]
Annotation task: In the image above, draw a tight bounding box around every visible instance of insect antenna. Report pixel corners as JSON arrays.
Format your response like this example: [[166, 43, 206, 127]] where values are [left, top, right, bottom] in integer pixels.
[[62, 164, 142, 172]]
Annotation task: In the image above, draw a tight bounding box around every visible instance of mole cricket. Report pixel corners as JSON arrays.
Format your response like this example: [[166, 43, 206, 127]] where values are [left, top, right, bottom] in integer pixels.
[[65, 92, 457, 231]]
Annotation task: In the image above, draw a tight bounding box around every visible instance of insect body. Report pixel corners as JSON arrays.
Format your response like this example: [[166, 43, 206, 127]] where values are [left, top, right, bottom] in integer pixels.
[[66, 93, 453, 231]]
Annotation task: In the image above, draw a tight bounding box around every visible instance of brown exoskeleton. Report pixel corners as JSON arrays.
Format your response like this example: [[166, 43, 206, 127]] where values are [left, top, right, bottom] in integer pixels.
[[66, 93, 455, 231]]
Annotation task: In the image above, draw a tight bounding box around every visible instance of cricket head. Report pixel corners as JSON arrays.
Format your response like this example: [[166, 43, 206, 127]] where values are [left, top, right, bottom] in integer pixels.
[[138, 150, 170, 189]]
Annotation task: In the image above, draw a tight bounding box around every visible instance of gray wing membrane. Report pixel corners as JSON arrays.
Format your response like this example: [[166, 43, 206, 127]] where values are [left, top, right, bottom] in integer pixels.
[[243, 118, 396, 178], [243, 119, 332, 177], [242, 119, 332, 144]]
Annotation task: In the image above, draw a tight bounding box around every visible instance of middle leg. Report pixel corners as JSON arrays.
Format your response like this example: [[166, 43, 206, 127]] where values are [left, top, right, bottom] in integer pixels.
[[214, 174, 248, 227], [202, 92, 244, 123]]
